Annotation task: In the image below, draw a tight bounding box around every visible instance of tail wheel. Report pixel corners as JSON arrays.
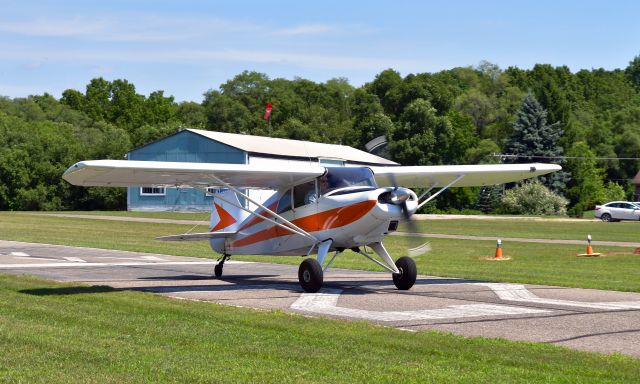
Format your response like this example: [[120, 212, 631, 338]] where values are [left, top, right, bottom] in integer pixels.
[[214, 263, 223, 278], [298, 258, 323, 293], [601, 213, 612, 222], [392, 256, 417, 290]]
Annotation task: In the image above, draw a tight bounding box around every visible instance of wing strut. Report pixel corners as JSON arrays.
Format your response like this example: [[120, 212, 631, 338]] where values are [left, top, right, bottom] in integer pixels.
[[205, 175, 319, 243], [416, 174, 465, 211], [208, 190, 316, 242]]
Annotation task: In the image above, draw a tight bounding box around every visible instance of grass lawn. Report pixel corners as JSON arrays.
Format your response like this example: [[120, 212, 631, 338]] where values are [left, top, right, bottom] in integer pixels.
[[1, 273, 638, 383], [39, 210, 639, 243], [39, 210, 210, 221], [400, 218, 640, 243], [1, 212, 640, 292]]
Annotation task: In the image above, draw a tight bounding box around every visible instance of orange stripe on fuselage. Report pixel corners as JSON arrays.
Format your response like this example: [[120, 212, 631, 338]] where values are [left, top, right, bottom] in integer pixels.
[[231, 200, 377, 248]]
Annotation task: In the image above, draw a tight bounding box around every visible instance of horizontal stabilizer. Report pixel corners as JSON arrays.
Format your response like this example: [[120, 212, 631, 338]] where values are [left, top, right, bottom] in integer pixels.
[[156, 231, 236, 241]]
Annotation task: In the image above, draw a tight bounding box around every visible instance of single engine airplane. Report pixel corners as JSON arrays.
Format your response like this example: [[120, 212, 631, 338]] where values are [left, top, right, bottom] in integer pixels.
[[63, 160, 560, 292]]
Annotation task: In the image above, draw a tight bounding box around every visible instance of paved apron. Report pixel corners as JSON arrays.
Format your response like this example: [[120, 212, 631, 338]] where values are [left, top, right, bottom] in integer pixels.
[[1, 240, 639, 358]]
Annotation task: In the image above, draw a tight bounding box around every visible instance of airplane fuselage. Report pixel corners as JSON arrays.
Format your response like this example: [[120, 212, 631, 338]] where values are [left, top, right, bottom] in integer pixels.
[[210, 186, 417, 256]]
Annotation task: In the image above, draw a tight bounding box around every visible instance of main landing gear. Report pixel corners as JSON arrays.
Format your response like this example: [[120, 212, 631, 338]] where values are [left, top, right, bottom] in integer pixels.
[[298, 258, 323, 293], [392, 256, 417, 290], [214, 254, 230, 278], [296, 240, 417, 293]]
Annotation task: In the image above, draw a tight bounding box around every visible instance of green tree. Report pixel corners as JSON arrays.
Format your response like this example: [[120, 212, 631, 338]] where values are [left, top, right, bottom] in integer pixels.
[[83, 77, 112, 121], [565, 141, 607, 214], [202, 91, 252, 133], [390, 99, 453, 165], [176, 101, 207, 128], [625, 54, 640, 90], [504, 93, 568, 192]]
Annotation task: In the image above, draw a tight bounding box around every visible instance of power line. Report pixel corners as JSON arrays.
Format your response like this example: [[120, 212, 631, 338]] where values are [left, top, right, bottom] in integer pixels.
[[493, 154, 640, 161]]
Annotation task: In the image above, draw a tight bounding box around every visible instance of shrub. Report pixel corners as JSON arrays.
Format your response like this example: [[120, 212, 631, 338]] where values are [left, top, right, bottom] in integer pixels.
[[501, 181, 568, 215]]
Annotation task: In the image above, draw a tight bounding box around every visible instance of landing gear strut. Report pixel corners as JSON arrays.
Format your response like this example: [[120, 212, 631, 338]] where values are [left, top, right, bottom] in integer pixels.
[[356, 243, 417, 291], [214, 254, 230, 278]]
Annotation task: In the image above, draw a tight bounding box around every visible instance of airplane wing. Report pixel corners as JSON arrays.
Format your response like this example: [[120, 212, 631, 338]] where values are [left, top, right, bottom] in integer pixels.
[[370, 163, 561, 188], [62, 160, 325, 189]]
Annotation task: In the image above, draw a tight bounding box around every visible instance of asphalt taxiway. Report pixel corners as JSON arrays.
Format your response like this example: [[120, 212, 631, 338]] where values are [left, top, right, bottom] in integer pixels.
[[1, 239, 639, 358]]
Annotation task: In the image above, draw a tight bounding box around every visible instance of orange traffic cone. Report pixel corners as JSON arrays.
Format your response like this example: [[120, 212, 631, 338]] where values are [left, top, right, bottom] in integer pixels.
[[495, 239, 503, 259], [481, 239, 510, 261], [578, 234, 601, 257], [586, 236, 594, 255]]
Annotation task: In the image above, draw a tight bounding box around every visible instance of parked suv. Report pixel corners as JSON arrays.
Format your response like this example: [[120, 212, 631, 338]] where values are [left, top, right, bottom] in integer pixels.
[[594, 201, 640, 222]]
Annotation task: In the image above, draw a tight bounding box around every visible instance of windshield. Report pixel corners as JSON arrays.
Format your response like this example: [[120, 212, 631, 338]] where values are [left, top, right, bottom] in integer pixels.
[[320, 167, 376, 195]]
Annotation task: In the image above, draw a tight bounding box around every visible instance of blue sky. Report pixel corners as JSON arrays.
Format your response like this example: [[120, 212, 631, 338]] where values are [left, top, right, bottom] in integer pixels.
[[1, 0, 639, 102]]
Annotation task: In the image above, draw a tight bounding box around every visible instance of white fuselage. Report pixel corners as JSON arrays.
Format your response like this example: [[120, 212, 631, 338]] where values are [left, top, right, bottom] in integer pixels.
[[210, 187, 417, 256]]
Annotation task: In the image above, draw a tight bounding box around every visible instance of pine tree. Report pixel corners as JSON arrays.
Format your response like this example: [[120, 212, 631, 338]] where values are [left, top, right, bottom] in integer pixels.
[[504, 93, 569, 192], [476, 185, 503, 213]]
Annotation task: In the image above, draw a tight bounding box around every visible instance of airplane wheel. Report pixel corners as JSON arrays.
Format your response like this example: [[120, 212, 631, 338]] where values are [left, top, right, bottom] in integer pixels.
[[392, 256, 416, 290], [214, 263, 223, 278], [298, 258, 323, 293]]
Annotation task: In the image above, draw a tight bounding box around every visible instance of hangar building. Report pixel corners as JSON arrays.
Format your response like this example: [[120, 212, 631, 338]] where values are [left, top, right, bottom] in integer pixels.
[[127, 129, 397, 211]]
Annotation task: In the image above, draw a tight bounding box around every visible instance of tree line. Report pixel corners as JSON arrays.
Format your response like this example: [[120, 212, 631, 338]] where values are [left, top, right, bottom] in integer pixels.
[[2, 56, 640, 213]]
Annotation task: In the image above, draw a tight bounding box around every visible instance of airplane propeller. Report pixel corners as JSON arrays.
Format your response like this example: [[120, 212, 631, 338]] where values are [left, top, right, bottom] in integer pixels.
[[384, 176, 431, 258]]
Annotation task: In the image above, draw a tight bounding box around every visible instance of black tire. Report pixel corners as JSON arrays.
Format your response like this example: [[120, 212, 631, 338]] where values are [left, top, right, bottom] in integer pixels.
[[214, 263, 223, 278], [600, 213, 611, 222], [298, 258, 323, 293], [392, 256, 417, 290]]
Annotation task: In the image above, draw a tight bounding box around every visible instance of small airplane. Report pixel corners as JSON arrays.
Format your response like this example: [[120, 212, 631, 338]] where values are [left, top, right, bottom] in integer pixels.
[[63, 160, 560, 292]]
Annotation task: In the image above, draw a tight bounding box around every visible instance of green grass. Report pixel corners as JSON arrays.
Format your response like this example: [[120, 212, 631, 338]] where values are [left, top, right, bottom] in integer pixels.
[[38, 210, 211, 220], [1, 273, 638, 383], [1, 212, 640, 292], [400, 218, 640, 243]]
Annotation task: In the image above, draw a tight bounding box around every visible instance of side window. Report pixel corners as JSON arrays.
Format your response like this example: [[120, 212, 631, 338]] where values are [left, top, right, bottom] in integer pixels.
[[621, 203, 634, 209], [609, 203, 620, 208], [277, 189, 292, 214], [293, 180, 316, 208]]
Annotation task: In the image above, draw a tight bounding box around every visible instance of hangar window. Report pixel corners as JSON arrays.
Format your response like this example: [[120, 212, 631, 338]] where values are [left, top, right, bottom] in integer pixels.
[[140, 187, 166, 196]]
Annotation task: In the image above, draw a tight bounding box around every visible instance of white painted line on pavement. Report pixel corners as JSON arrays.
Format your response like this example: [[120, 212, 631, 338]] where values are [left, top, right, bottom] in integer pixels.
[[0, 259, 252, 269], [0, 261, 218, 269], [63, 257, 87, 263], [13, 256, 55, 261], [141, 256, 166, 261], [478, 283, 640, 310], [291, 289, 549, 321], [9, 252, 30, 257]]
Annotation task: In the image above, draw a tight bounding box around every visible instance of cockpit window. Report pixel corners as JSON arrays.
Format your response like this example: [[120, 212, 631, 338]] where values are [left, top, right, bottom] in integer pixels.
[[320, 167, 377, 195]]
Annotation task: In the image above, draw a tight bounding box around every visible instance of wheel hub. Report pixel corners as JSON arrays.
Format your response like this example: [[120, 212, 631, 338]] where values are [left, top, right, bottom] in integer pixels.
[[303, 270, 311, 283]]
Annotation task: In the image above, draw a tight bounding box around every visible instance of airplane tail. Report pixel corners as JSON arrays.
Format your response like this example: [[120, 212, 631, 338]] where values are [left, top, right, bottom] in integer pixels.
[[209, 189, 249, 232]]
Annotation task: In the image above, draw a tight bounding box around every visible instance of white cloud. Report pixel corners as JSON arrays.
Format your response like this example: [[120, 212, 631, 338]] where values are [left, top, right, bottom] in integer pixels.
[[0, 14, 366, 43], [0, 45, 420, 71], [0, 17, 109, 37], [273, 24, 340, 36]]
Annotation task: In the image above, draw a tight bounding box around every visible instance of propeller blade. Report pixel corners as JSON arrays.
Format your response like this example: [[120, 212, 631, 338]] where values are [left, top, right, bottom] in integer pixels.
[[408, 241, 431, 258]]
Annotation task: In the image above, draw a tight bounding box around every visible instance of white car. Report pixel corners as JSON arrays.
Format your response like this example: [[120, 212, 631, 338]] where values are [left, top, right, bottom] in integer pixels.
[[594, 201, 640, 222]]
